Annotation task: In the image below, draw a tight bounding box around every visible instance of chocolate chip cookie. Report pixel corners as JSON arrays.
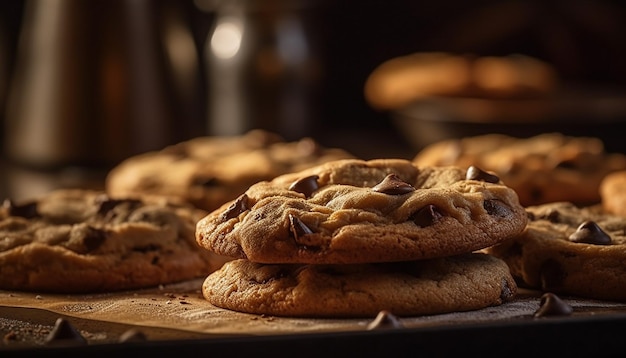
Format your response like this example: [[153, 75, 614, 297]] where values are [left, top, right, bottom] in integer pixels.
[[413, 132, 626, 206], [0, 189, 228, 293], [600, 170, 626, 217], [196, 159, 528, 264], [202, 253, 517, 318], [105, 130, 355, 212], [485, 201, 626, 301]]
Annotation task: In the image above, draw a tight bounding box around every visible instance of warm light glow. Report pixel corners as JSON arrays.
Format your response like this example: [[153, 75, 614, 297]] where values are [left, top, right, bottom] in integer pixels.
[[210, 18, 243, 59]]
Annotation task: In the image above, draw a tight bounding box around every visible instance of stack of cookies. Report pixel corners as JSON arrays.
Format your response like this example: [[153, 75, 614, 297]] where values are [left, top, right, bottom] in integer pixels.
[[195, 158, 528, 317]]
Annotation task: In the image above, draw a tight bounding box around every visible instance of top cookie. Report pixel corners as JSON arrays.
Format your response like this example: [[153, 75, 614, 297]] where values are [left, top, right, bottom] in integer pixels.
[[413, 133, 626, 206], [105, 130, 355, 212], [196, 159, 527, 264]]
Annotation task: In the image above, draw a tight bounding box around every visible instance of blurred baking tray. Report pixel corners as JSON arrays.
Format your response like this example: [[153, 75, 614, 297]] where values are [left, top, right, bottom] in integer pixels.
[[392, 84, 626, 153]]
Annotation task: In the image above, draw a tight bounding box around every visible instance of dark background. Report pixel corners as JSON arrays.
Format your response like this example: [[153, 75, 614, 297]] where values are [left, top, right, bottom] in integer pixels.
[[1, 0, 626, 168]]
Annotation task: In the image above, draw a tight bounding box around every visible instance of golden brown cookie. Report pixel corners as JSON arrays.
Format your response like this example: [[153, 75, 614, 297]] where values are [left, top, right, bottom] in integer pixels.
[[0, 189, 228, 293], [485, 201, 626, 301], [600, 170, 626, 216], [413, 133, 626, 206], [202, 253, 517, 318], [364, 52, 557, 110], [196, 159, 527, 264], [105, 130, 355, 212]]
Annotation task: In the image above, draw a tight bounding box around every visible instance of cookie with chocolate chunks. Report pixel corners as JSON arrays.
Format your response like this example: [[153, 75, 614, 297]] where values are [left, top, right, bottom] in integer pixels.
[[202, 253, 517, 318], [0, 189, 229, 293], [413, 132, 626, 206], [105, 129, 355, 212], [484, 201, 626, 301], [196, 158, 527, 264]]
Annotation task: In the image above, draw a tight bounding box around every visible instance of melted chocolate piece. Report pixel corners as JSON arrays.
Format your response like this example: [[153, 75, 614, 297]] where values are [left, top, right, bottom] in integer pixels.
[[3, 199, 39, 219], [569, 221, 612, 245], [412, 205, 443, 227], [483, 199, 512, 218], [465, 166, 500, 183], [81, 227, 108, 252], [192, 176, 220, 188], [534, 293, 573, 318], [366, 310, 403, 330], [221, 194, 249, 221], [96, 196, 142, 216], [44, 318, 87, 346], [289, 214, 313, 241], [372, 174, 415, 195], [289, 175, 319, 198]]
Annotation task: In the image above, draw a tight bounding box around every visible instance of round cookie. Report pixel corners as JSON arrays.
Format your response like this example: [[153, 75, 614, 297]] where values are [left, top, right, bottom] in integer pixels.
[[202, 253, 517, 318], [364, 52, 557, 110], [0, 189, 229, 293], [196, 158, 528, 264], [413, 132, 626, 206], [485, 201, 626, 301], [600, 170, 626, 216], [105, 130, 355, 212]]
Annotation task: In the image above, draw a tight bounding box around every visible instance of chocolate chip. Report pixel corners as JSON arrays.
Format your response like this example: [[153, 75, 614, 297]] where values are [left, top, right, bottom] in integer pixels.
[[3, 199, 39, 219], [44, 318, 87, 346], [96, 196, 142, 216], [289, 214, 313, 241], [81, 226, 108, 252], [367, 310, 403, 330], [372, 174, 415, 195], [483, 199, 512, 218], [465, 166, 500, 183], [534, 293, 573, 318], [543, 209, 561, 223], [192, 176, 220, 188], [412, 205, 443, 227], [569, 221, 612, 245], [289, 175, 319, 198], [221, 194, 248, 221]]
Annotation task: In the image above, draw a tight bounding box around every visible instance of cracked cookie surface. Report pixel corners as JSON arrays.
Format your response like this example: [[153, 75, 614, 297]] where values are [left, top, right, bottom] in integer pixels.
[[196, 159, 527, 264], [0, 189, 228, 293], [413, 133, 626, 206], [485, 201, 626, 301], [202, 253, 517, 318], [105, 130, 355, 212]]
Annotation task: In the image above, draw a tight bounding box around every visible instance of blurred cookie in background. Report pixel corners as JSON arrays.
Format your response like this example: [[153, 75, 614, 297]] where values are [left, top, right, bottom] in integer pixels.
[[413, 133, 626, 206]]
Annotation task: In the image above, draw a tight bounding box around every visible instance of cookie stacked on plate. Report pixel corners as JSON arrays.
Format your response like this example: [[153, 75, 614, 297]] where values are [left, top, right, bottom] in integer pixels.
[[195, 159, 528, 317]]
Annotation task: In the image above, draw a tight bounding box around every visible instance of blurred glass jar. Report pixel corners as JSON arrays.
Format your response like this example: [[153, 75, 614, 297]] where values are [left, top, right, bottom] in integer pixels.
[[4, 0, 204, 170], [202, 0, 323, 140]]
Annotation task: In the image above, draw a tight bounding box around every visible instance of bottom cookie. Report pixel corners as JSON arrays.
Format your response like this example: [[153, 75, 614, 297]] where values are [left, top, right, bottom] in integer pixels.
[[202, 253, 516, 318], [485, 201, 626, 301]]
